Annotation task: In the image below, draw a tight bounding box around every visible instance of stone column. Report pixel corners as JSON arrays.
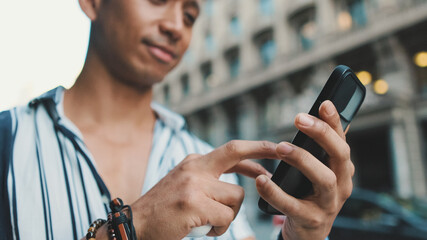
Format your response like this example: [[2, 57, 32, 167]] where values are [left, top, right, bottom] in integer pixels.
[[240, 0, 261, 71], [317, 0, 337, 37], [374, 37, 427, 197], [234, 92, 262, 225], [389, 117, 413, 198], [207, 105, 229, 147], [236, 93, 259, 140], [273, 0, 291, 56]]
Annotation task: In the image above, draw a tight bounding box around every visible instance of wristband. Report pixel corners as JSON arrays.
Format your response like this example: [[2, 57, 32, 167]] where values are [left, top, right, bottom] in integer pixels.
[[109, 198, 137, 240]]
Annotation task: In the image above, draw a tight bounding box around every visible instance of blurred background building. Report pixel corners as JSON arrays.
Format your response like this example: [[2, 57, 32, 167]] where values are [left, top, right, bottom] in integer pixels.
[[153, 0, 427, 238]]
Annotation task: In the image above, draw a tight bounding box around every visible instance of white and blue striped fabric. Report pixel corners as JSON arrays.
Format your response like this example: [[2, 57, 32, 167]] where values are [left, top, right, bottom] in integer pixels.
[[0, 87, 254, 240]]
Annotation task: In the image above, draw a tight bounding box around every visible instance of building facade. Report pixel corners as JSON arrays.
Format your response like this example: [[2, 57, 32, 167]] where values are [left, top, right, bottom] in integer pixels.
[[154, 0, 427, 232]]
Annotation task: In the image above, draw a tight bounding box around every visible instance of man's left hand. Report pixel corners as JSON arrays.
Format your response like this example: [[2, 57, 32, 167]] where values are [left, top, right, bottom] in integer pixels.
[[256, 100, 354, 240]]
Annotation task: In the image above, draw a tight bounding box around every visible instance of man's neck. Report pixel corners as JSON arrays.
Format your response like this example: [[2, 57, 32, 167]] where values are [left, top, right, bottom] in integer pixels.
[[63, 48, 157, 142]]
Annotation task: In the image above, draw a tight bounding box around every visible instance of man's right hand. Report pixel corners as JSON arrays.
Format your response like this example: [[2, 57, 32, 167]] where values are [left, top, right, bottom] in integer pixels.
[[131, 140, 278, 240]]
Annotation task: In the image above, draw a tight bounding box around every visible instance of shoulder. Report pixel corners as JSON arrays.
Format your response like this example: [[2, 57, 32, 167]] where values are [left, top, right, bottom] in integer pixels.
[[0, 110, 13, 143], [0, 110, 12, 127], [0, 105, 34, 153], [0, 107, 26, 135]]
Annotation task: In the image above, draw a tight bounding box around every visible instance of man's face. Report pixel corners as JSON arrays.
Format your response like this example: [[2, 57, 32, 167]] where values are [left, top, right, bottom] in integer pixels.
[[91, 0, 200, 89]]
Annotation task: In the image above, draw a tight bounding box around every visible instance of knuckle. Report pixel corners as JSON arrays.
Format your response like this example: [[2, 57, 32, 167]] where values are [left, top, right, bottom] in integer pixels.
[[342, 143, 351, 159], [181, 174, 198, 188], [177, 192, 196, 210], [235, 186, 245, 203], [319, 121, 329, 137], [282, 200, 300, 215], [343, 186, 353, 200], [224, 208, 235, 224], [348, 161, 355, 177], [323, 172, 337, 191], [306, 215, 323, 228], [342, 181, 354, 200], [291, 149, 309, 166], [260, 141, 274, 152], [179, 158, 198, 172], [335, 143, 351, 161], [186, 153, 201, 160], [225, 140, 240, 156]]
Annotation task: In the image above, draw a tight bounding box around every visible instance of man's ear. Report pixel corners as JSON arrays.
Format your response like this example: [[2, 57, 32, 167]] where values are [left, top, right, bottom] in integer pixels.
[[78, 0, 102, 21]]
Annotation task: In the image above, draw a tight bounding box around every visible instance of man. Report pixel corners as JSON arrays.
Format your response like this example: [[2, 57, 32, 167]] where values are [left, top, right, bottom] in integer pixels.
[[0, 0, 354, 239]]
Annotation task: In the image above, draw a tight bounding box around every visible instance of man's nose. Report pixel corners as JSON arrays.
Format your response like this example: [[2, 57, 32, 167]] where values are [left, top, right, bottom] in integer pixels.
[[159, 5, 184, 43]]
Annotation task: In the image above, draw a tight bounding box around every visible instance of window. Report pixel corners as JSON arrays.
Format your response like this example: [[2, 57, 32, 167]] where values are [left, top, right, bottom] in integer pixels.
[[230, 16, 242, 36], [200, 62, 213, 90], [349, 0, 367, 27], [260, 40, 277, 66], [254, 29, 277, 66], [181, 74, 190, 97], [337, 0, 367, 31], [204, 0, 214, 17], [298, 20, 316, 50], [225, 47, 240, 79], [183, 50, 194, 64], [205, 32, 215, 52], [163, 85, 170, 104], [290, 7, 317, 51], [259, 0, 274, 15]]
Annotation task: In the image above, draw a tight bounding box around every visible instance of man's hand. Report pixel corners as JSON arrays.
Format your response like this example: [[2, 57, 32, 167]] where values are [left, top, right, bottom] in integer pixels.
[[131, 140, 278, 240], [256, 100, 354, 240]]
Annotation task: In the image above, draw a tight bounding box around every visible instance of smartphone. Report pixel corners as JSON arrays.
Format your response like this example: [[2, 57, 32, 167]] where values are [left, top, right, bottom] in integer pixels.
[[258, 65, 366, 215]]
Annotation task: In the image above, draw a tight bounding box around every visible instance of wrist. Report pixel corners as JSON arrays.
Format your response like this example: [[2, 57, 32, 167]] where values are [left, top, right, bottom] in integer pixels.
[[92, 224, 109, 240], [280, 225, 329, 240], [130, 202, 147, 240]]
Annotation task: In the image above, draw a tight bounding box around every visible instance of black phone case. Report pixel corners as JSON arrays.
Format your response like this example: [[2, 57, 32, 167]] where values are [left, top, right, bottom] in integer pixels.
[[258, 65, 366, 215]]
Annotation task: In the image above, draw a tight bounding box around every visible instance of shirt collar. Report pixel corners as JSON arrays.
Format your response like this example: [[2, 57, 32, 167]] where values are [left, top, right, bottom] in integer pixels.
[[150, 102, 186, 132], [30, 86, 186, 133]]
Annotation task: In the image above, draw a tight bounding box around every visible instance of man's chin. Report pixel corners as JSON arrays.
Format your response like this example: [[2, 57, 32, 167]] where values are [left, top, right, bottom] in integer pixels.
[[118, 73, 164, 93]]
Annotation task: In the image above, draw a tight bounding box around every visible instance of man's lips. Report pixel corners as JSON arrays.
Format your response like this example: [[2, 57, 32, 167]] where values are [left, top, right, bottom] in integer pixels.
[[143, 40, 177, 64]]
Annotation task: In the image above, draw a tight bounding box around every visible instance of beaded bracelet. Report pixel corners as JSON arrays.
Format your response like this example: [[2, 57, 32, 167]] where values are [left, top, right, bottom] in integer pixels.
[[85, 218, 107, 240], [107, 213, 117, 240]]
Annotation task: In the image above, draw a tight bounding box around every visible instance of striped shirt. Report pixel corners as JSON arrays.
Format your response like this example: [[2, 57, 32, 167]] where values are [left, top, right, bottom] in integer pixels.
[[0, 87, 254, 240]]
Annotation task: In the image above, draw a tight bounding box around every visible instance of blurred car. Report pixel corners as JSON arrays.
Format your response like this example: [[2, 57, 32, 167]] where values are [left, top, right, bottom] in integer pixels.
[[269, 188, 427, 240], [330, 188, 427, 240]]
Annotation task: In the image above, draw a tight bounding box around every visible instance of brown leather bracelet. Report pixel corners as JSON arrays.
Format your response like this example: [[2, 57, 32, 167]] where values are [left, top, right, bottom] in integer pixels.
[[109, 198, 137, 240]]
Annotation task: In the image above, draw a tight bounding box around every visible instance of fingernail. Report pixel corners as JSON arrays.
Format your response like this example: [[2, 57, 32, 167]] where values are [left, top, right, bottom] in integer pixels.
[[324, 101, 335, 116], [257, 175, 268, 185], [277, 142, 293, 155], [298, 114, 314, 127], [266, 171, 273, 178]]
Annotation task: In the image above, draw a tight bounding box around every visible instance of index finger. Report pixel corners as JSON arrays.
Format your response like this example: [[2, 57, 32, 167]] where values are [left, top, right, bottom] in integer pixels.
[[201, 140, 278, 178]]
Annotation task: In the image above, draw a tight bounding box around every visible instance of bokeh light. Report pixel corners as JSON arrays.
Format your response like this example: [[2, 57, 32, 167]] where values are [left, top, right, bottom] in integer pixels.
[[356, 71, 372, 86], [338, 11, 353, 31], [414, 51, 427, 67], [373, 79, 389, 95]]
